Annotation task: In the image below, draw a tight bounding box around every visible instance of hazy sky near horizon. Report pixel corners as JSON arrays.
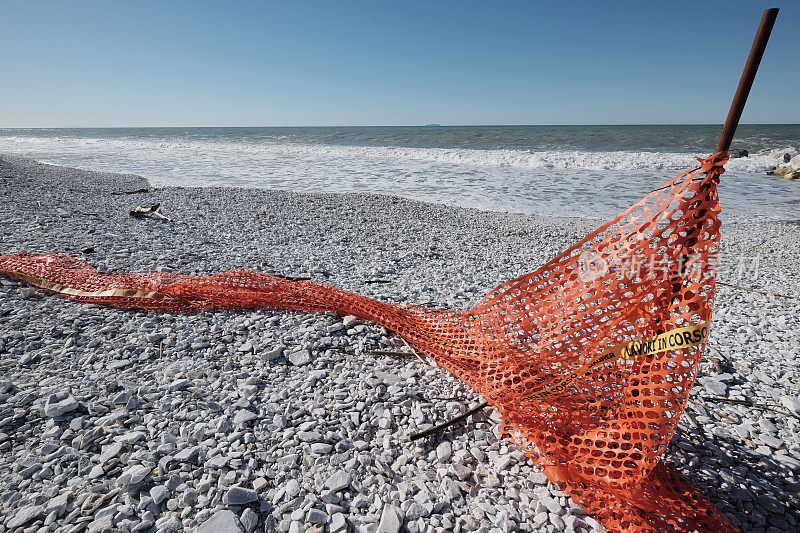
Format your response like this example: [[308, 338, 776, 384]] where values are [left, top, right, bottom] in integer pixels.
[[2, 1, 798, 127]]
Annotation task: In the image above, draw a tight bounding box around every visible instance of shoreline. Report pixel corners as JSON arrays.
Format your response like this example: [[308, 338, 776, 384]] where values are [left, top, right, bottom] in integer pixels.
[[1, 155, 799, 532]]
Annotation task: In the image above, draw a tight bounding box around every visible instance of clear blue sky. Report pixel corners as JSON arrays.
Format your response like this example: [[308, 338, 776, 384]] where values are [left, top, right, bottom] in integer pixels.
[[1, 1, 797, 127]]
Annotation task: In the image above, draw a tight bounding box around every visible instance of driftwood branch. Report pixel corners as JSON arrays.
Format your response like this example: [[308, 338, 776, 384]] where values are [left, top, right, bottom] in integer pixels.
[[410, 401, 489, 441], [368, 349, 416, 358], [682, 406, 708, 441], [717, 280, 797, 300], [113, 188, 151, 196], [130, 203, 171, 222], [268, 273, 312, 282], [688, 398, 738, 423], [401, 338, 430, 366], [701, 395, 798, 418]]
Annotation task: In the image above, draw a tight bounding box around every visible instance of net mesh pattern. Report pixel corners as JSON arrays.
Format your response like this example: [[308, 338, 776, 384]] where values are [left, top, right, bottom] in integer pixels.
[[0, 153, 734, 532]]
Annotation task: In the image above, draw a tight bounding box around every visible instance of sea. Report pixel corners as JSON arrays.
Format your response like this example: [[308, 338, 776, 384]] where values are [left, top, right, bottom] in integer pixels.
[[1, 125, 798, 220]]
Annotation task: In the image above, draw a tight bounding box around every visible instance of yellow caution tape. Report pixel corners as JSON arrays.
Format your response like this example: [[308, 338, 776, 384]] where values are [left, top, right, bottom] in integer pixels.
[[523, 322, 709, 400]]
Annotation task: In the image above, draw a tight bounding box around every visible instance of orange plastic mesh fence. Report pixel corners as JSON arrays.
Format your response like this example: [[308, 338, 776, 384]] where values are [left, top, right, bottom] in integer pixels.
[[0, 153, 734, 532]]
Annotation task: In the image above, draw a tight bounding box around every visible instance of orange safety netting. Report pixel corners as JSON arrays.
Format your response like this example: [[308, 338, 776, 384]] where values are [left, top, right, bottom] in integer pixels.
[[0, 153, 735, 532]]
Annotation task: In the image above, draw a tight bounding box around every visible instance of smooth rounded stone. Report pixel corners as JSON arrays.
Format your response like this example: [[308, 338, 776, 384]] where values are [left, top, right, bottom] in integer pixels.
[[325, 471, 352, 493], [223, 486, 259, 505], [436, 441, 452, 462], [278, 479, 299, 499], [195, 509, 244, 533], [166, 498, 180, 512], [43, 392, 79, 417]]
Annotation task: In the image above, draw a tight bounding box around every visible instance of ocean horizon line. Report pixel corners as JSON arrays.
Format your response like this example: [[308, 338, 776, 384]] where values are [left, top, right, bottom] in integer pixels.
[[2, 123, 800, 130]]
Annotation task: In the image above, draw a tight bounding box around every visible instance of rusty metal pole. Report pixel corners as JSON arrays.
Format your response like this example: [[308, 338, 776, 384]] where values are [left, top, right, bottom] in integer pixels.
[[716, 8, 779, 154]]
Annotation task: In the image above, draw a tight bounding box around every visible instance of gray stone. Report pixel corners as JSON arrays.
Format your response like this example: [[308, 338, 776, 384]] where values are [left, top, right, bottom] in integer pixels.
[[288, 350, 311, 366], [233, 409, 258, 425], [43, 392, 79, 417], [87, 503, 118, 532], [440, 476, 462, 502], [150, 485, 168, 506], [699, 377, 727, 396], [436, 441, 452, 462], [168, 378, 190, 392], [329, 512, 347, 533], [297, 431, 323, 443], [306, 508, 327, 524], [224, 486, 258, 505], [174, 445, 200, 463], [780, 395, 800, 416], [155, 516, 182, 532], [240, 508, 258, 533], [542, 496, 562, 515], [405, 502, 427, 520], [7, 504, 45, 529], [325, 470, 352, 492], [117, 431, 145, 445], [100, 441, 127, 462], [195, 509, 244, 533], [311, 442, 333, 454], [45, 492, 70, 516], [284, 479, 301, 498], [116, 464, 151, 486], [451, 462, 473, 480], [376, 503, 403, 533]]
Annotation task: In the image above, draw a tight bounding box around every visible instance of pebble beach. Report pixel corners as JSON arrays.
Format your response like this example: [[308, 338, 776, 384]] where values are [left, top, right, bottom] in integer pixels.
[[1, 154, 799, 532]]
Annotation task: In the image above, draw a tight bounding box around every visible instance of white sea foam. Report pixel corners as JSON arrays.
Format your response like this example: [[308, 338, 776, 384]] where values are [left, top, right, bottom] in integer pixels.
[[0, 133, 796, 220], [0, 133, 780, 175]]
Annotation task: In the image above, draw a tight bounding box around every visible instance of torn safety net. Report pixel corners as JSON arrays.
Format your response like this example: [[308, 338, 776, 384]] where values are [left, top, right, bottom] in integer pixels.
[[0, 153, 735, 532]]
